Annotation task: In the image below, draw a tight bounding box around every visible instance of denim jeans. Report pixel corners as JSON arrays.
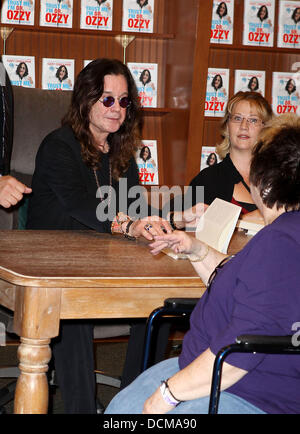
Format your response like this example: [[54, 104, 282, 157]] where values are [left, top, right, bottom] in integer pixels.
[[105, 357, 266, 414]]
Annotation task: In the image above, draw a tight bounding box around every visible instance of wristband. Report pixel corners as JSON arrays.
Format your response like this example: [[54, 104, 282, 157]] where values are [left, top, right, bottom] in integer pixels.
[[160, 379, 181, 407], [124, 219, 136, 241]]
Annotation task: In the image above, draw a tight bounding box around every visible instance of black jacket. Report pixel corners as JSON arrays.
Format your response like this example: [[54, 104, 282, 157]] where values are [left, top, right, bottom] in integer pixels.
[[0, 63, 13, 175], [27, 125, 140, 232]]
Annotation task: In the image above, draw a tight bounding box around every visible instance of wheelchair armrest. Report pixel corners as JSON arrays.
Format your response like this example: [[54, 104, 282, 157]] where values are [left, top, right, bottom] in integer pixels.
[[164, 298, 200, 311], [236, 334, 299, 352]]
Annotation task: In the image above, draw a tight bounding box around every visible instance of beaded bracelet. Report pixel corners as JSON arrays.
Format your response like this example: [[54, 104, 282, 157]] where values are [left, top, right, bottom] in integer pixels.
[[169, 211, 184, 231], [188, 244, 210, 262]]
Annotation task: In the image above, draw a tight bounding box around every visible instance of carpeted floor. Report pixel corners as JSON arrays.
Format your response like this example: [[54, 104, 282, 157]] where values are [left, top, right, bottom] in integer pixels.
[[0, 333, 183, 414]]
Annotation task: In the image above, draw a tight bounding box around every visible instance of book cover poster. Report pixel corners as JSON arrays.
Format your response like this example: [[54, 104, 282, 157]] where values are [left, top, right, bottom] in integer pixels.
[[42, 58, 74, 90], [243, 0, 275, 47], [2, 55, 35, 88], [200, 146, 220, 171], [272, 72, 300, 116], [205, 68, 229, 117], [127, 62, 157, 107], [1, 0, 35, 26], [135, 140, 159, 185], [210, 0, 234, 45], [234, 69, 265, 96], [80, 0, 113, 31], [277, 1, 300, 48], [40, 0, 73, 28], [122, 0, 154, 33]]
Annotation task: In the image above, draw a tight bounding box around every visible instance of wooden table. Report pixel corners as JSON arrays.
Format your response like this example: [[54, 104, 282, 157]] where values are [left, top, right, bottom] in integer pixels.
[[0, 229, 249, 414]]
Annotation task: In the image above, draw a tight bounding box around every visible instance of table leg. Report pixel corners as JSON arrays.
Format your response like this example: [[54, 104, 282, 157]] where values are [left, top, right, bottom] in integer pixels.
[[14, 337, 51, 414]]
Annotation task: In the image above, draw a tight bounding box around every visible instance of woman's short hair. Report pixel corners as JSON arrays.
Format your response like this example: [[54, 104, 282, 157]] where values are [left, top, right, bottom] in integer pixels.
[[62, 58, 142, 180], [248, 76, 259, 91], [250, 114, 300, 211], [216, 2, 227, 18], [139, 69, 151, 85], [257, 5, 268, 21], [16, 62, 29, 78], [139, 146, 151, 160], [211, 74, 223, 91], [216, 91, 273, 159], [56, 65, 68, 82], [285, 79, 296, 95]]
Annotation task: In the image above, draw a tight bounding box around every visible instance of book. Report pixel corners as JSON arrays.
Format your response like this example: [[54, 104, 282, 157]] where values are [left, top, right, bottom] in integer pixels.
[[122, 0, 154, 33], [1, 0, 35, 26], [236, 218, 264, 236], [210, 0, 234, 45], [242, 0, 275, 47], [127, 62, 158, 107], [234, 69, 265, 96], [80, 0, 113, 31], [40, 0, 73, 28], [135, 140, 159, 185], [277, 1, 300, 49], [42, 58, 74, 91], [2, 55, 35, 88], [163, 198, 242, 260], [205, 68, 229, 118], [272, 71, 300, 116]]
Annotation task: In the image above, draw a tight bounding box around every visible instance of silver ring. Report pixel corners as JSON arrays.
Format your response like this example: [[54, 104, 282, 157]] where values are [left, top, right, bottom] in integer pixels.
[[144, 223, 152, 231]]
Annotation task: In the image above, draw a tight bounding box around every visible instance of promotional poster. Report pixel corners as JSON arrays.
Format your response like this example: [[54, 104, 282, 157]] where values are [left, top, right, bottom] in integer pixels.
[[205, 67, 229, 117], [234, 69, 265, 95], [210, 0, 234, 44], [127, 62, 157, 107], [1, 0, 35, 25], [40, 0, 73, 28], [272, 71, 300, 116], [42, 58, 74, 90], [277, 1, 300, 48], [80, 0, 113, 31], [2, 55, 35, 87], [122, 0, 154, 33], [242, 0, 275, 47], [135, 140, 159, 185]]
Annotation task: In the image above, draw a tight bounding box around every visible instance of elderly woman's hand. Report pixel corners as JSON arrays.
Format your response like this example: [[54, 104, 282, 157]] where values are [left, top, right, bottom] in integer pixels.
[[130, 216, 173, 241], [149, 230, 194, 256]]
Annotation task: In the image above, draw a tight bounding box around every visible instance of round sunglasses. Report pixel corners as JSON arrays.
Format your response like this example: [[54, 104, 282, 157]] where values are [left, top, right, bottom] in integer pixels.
[[99, 95, 131, 109]]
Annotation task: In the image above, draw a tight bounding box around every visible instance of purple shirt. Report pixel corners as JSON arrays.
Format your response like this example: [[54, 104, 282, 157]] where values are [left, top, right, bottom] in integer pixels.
[[179, 211, 300, 414]]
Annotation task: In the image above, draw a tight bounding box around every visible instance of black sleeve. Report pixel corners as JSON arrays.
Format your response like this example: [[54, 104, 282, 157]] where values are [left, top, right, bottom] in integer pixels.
[[30, 134, 112, 232], [0, 66, 13, 175]]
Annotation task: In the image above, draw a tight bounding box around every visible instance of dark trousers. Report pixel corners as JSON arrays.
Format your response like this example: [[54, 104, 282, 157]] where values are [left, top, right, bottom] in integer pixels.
[[52, 320, 96, 414], [51, 319, 171, 413]]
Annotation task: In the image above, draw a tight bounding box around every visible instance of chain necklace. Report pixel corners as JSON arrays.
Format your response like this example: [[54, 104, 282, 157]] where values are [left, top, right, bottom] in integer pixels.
[[93, 159, 112, 208]]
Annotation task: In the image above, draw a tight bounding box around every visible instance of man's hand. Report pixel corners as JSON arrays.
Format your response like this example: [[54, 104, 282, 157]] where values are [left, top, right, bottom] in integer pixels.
[[0, 176, 32, 208]]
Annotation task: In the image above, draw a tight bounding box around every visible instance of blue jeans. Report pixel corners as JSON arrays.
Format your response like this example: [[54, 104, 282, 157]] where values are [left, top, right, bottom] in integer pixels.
[[105, 357, 266, 414]]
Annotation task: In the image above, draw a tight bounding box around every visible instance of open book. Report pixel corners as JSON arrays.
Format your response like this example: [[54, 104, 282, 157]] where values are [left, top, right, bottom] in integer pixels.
[[163, 198, 242, 260]]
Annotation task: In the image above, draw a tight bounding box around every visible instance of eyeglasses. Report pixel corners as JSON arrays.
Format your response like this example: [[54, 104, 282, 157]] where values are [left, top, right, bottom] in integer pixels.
[[229, 114, 263, 127], [99, 96, 131, 109], [207, 255, 234, 293]]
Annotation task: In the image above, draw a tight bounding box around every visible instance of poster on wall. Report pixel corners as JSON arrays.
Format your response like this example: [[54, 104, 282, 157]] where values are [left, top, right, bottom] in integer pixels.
[[234, 69, 265, 95], [42, 58, 74, 90], [272, 71, 300, 116], [2, 55, 35, 88], [242, 0, 275, 47], [40, 0, 73, 28], [135, 140, 159, 185], [204, 67, 229, 117], [80, 0, 113, 31], [127, 62, 157, 107], [200, 146, 220, 171], [277, 1, 300, 48], [210, 0, 234, 45], [122, 0, 154, 33], [1, 0, 35, 26]]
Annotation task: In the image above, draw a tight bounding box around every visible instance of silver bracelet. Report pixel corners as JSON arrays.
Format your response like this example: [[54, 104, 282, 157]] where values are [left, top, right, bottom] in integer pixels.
[[188, 244, 210, 262]]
